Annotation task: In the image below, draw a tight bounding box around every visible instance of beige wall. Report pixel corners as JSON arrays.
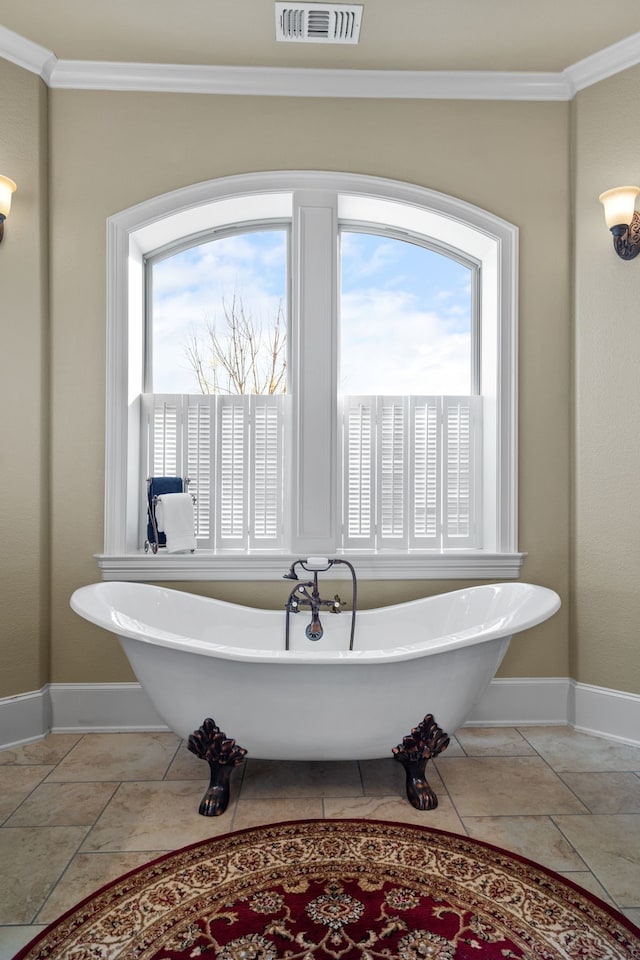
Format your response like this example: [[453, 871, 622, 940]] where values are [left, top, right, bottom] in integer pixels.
[[572, 65, 640, 692], [0, 59, 49, 698], [47, 91, 571, 685], [5, 60, 640, 704]]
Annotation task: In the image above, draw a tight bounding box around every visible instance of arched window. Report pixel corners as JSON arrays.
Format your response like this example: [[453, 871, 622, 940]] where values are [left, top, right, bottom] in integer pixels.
[[101, 172, 521, 580]]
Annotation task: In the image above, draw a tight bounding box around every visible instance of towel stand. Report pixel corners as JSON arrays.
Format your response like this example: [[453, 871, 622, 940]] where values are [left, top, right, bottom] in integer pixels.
[[144, 477, 196, 554]]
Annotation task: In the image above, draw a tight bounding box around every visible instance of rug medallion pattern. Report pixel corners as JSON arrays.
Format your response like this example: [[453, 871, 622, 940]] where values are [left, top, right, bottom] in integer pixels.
[[15, 820, 640, 960]]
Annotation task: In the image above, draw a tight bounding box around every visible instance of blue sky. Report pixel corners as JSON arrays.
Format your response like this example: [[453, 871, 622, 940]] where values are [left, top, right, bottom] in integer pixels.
[[151, 230, 287, 393], [340, 231, 471, 394], [151, 228, 472, 395]]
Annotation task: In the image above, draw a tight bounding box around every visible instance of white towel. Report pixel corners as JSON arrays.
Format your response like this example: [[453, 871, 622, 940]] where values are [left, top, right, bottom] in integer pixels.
[[155, 493, 196, 553]]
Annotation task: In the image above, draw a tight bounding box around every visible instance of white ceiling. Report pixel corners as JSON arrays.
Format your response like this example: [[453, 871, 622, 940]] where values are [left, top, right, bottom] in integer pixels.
[[1, 0, 639, 74]]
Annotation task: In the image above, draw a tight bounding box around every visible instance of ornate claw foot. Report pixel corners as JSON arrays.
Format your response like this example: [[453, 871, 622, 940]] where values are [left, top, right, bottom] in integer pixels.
[[392, 714, 450, 811], [187, 718, 247, 817]]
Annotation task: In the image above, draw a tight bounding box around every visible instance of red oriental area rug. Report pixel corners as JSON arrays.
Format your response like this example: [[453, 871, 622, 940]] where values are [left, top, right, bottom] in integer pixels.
[[15, 819, 640, 960]]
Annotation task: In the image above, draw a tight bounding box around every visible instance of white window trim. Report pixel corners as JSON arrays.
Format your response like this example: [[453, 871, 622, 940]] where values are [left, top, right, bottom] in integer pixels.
[[99, 170, 524, 580]]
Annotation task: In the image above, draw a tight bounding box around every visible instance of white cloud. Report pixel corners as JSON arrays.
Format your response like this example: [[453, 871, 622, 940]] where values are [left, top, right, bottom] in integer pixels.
[[340, 288, 471, 394]]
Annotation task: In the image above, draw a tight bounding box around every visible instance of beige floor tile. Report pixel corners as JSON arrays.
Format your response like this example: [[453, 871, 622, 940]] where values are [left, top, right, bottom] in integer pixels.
[[232, 798, 324, 832], [552, 814, 640, 908], [164, 741, 211, 780], [439, 735, 465, 757], [0, 734, 82, 767], [36, 851, 167, 924], [1, 726, 639, 937], [557, 870, 615, 906], [621, 908, 640, 930], [359, 757, 444, 798], [455, 727, 537, 756], [463, 815, 587, 872], [47, 732, 181, 782], [0, 924, 47, 960], [0, 826, 88, 924], [435, 757, 589, 817], [521, 726, 640, 772], [241, 759, 363, 798], [6, 781, 119, 827], [0, 766, 55, 821], [323, 794, 466, 833], [80, 780, 237, 852], [558, 771, 640, 813]]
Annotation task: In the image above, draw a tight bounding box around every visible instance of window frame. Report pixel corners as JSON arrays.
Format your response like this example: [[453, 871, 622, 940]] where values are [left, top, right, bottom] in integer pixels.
[[100, 171, 523, 580]]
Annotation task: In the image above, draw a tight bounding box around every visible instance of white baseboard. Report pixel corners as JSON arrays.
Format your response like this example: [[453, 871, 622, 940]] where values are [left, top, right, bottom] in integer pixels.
[[0, 683, 168, 750], [466, 677, 640, 747], [466, 677, 572, 726], [48, 682, 168, 733], [0, 688, 53, 750], [569, 680, 640, 746], [1, 678, 639, 749]]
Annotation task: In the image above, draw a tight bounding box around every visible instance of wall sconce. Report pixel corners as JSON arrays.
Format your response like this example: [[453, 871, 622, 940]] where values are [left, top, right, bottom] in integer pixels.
[[599, 185, 640, 260], [0, 175, 17, 243]]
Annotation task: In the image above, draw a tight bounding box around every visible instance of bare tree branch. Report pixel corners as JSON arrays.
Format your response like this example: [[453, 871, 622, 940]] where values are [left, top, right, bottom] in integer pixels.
[[184, 291, 287, 396]]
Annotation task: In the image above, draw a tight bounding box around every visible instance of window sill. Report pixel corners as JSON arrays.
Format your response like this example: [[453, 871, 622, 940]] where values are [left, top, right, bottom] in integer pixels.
[[96, 551, 527, 581]]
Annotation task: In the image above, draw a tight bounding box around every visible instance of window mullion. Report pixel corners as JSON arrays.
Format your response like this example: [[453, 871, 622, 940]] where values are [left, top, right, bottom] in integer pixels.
[[290, 190, 339, 554]]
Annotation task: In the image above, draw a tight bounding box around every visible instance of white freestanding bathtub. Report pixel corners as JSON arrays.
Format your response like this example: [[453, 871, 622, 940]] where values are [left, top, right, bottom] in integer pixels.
[[70, 580, 559, 761]]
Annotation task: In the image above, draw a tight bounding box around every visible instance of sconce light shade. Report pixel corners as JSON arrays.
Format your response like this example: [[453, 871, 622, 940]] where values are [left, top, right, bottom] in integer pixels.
[[599, 185, 640, 260], [0, 175, 16, 219], [599, 186, 640, 229], [0, 175, 17, 243]]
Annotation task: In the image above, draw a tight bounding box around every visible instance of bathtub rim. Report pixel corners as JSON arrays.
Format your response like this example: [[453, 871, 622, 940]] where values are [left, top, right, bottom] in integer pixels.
[[70, 580, 561, 666]]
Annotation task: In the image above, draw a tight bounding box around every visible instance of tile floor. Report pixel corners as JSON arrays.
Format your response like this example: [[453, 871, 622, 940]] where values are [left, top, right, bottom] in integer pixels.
[[0, 725, 639, 957]]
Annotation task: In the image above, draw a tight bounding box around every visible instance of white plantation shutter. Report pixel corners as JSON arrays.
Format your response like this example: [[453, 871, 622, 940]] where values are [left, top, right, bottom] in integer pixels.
[[145, 393, 478, 553], [217, 398, 248, 548], [342, 395, 480, 551], [150, 399, 179, 477], [443, 397, 480, 546], [343, 398, 375, 548], [187, 398, 212, 540], [378, 397, 409, 548], [142, 394, 285, 550], [250, 396, 285, 547], [410, 397, 441, 546]]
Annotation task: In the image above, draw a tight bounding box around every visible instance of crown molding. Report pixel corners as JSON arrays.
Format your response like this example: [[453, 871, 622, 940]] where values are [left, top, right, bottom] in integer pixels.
[[0, 25, 57, 82], [1, 25, 639, 100], [47, 60, 572, 99], [565, 30, 640, 92]]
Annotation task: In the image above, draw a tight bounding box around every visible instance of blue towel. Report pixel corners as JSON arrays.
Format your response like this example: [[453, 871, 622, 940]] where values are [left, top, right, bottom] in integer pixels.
[[149, 477, 184, 497], [147, 477, 184, 546]]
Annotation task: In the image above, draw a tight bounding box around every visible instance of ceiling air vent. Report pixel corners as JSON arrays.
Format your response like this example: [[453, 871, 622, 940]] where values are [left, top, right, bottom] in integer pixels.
[[275, 2, 363, 44]]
